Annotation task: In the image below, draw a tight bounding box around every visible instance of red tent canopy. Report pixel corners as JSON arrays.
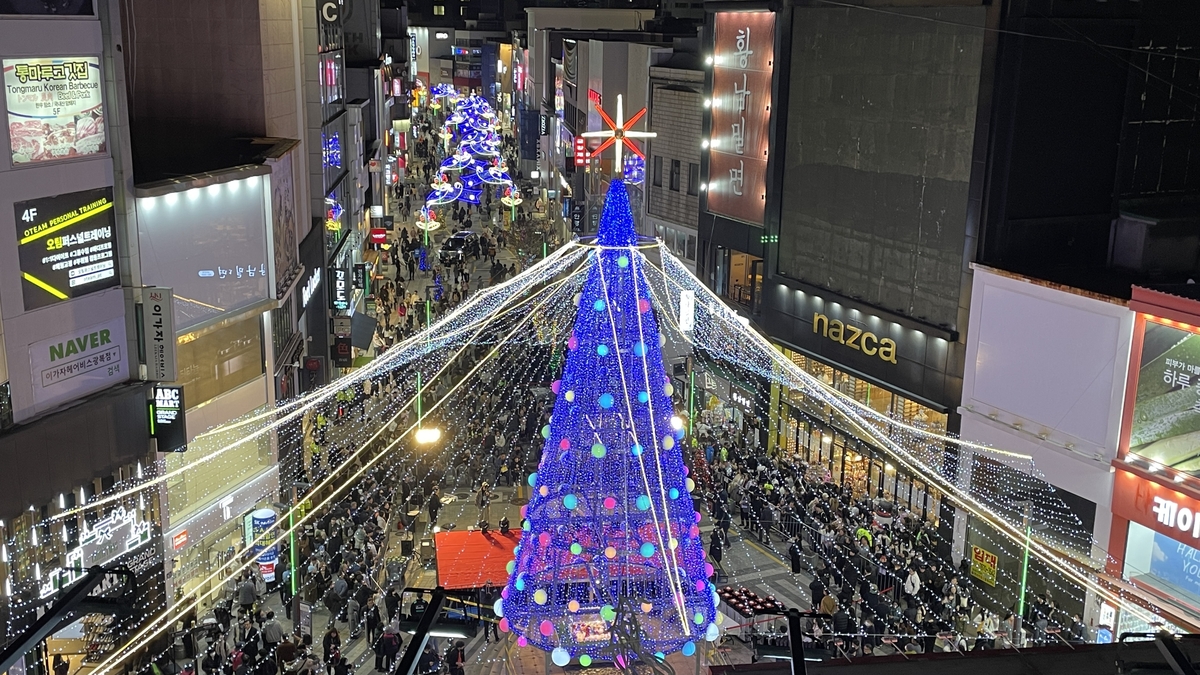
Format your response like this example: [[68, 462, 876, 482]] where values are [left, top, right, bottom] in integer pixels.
[[434, 529, 520, 590]]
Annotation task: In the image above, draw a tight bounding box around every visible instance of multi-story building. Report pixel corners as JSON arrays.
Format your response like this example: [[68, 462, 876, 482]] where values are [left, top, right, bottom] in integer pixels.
[[697, 0, 1199, 633], [0, 0, 158, 665], [642, 51, 703, 271]]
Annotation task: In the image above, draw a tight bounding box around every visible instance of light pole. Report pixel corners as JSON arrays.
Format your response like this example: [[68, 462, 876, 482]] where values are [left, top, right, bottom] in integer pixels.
[[1014, 499, 1033, 646]]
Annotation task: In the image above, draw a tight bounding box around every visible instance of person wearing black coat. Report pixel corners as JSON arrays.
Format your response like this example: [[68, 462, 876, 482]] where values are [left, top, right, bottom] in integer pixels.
[[708, 529, 723, 568], [788, 537, 804, 575], [808, 576, 826, 608]]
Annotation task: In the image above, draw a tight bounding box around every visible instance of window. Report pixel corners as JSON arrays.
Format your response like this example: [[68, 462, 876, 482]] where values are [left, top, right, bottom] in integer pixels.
[[433, 4, 444, 14], [653, 156, 663, 187], [174, 315, 265, 406], [669, 159, 681, 191], [687, 162, 700, 196]]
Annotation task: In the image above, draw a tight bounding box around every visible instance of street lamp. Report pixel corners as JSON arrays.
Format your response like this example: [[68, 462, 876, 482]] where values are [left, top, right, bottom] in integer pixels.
[[415, 427, 442, 444]]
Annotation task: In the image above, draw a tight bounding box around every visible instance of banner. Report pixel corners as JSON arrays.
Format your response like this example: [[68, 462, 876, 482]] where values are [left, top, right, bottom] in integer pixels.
[[4, 56, 106, 165]]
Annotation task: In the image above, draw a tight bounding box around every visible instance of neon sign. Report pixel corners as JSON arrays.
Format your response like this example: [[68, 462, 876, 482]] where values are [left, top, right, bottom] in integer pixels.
[[39, 505, 152, 598]]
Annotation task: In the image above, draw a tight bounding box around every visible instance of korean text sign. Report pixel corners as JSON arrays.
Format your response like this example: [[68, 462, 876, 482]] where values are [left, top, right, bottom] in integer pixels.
[[1129, 318, 1200, 468], [14, 186, 119, 311], [28, 315, 127, 408], [1112, 469, 1200, 548], [707, 11, 775, 226], [4, 56, 106, 165]]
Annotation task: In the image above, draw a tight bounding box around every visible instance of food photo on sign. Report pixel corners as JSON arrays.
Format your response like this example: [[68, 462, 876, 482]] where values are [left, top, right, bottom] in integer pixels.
[[4, 56, 106, 165]]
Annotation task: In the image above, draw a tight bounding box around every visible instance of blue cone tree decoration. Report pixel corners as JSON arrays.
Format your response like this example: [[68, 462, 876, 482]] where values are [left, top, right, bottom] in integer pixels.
[[498, 180, 719, 662]]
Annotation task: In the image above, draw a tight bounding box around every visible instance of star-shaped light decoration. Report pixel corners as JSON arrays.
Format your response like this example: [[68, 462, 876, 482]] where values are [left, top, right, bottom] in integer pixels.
[[581, 94, 656, 174]]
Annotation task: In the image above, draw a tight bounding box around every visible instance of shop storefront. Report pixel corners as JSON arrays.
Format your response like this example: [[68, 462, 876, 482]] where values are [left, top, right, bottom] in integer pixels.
[[1107, 286, 1200, 632], [770, 346, 949, 520], [1111, 467, 1200, 632], [163, 467, 280, 608], [41, 504, 164, 670]]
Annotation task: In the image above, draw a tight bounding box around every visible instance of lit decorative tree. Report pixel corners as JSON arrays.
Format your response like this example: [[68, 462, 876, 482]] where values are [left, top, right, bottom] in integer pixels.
[[498, 179, 718, 665]]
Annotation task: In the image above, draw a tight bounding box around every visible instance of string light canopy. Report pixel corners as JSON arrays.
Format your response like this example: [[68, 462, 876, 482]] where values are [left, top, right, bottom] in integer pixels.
[[581, 94, 656, 174], [25, 88, 1186, 671]]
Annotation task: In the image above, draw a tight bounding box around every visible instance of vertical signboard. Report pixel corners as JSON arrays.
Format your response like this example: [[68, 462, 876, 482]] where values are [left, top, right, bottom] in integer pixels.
[[149, 385, 187, 452], [14, 186, 119, 311], [329, 267, 350, 310], [139, 287, 177, 382], [707, 11, 775, 226], [3, 56, 106, 165]]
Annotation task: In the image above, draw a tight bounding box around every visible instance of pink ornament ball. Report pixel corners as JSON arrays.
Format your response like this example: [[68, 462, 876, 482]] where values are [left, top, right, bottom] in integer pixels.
[[499, 618, 510, 633], [551, 380, 562, 394], [539, 620, 554, 637], [501, 587, 510, 599], [695, 580, 707, 592], [683, 465, 689, 476], [520, 505, 528, 519], [694, 512, 703, 523], [559, 438, 571, 450], [568, 335, 579, 350], [517, 636, 528, 648], [690, 524, 701, 538], [705, 563, 715, 577], [638, 298, 651, 313], [603, 497, 617, 510], [539, 532, 552, 547]]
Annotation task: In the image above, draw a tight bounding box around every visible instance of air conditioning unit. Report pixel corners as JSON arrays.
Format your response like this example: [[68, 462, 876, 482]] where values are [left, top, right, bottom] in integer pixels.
[[1110, 203, 1200, 275]]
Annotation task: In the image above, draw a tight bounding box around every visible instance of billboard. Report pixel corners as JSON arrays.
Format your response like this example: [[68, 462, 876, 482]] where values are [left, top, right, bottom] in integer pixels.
[[14, 186, 119, 311], [1129, 319, 1200, 468], [135, 175, 271, 330], [3, 56, 106, 165], [268, 148, 300, 299], [28, 315, 128, 409], [707, 11, 775, 226]]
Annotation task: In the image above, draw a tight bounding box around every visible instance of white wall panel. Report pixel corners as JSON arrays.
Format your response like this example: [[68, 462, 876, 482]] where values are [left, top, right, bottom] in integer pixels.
[[962, 267, 1133, 458]]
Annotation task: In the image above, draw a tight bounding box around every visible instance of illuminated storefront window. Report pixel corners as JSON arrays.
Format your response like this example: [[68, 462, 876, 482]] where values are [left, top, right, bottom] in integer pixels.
[[771, 345, 945, 518]]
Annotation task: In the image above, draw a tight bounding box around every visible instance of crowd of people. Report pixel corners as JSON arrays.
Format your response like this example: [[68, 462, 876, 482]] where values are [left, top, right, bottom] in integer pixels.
[[699, 417, 1092, 656]]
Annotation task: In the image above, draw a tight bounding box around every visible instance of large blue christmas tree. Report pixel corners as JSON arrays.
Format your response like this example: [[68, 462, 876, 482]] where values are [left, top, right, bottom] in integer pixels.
[[498, 180, 718, 665]]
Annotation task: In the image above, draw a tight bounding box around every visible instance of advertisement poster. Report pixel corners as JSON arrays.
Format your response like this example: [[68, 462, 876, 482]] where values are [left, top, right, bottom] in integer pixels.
[[707, 11, 775, 226], [28, 315, 127, 408], [968, 544, 998, 586], [14, 186, 119, 311], [270, 150, 299, 299], [4, 56, 106, 165], [1149, 529, 1200, 604], [1130, 319, 1200, 471]]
